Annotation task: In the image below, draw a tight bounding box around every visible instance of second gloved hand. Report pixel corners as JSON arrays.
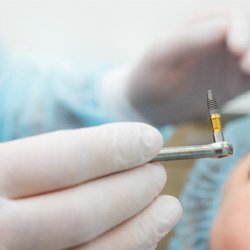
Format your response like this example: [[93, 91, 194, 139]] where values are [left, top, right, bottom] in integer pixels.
[[100, 8, 250, 125]]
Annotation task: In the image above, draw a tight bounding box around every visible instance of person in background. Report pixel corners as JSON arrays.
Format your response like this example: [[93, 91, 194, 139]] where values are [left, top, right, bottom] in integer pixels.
[[0, 7, 250, 250]]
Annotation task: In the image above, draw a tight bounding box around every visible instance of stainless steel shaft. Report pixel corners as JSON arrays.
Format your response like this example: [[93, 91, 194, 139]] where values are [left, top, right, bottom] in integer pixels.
[[151, 141, 233, 162]]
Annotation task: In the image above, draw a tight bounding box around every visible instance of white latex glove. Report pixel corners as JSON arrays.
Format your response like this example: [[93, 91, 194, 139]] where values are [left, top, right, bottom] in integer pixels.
[[0, 122, 182, 250], [100, 8, 250, 125]]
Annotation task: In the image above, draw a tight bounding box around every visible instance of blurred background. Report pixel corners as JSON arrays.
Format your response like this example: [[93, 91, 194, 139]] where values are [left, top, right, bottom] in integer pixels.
[[1, 0, 249, 249]]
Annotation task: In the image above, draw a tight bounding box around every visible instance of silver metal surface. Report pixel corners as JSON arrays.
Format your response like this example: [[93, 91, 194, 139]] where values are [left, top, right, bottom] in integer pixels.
[[151, 141, 233, 162], [213, 131, 224, 142]]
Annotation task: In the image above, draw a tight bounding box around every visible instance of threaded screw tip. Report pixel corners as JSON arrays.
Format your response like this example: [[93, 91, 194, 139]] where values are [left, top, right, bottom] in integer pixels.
[[207, 90, 219, 114]]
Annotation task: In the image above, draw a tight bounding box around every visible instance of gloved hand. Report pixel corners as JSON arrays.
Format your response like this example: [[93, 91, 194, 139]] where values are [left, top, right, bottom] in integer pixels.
[[0, 122, 182, 250], [100, 8, 250, 125]]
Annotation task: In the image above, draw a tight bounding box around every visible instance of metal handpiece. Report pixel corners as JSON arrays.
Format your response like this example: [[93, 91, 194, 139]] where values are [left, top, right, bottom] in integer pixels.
[[150, 90, 233, 162], [151, 141, 233, 162]]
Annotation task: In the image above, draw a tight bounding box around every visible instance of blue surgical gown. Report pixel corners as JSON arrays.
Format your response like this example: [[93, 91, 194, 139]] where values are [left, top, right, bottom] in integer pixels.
[[0, 51, 119, 141]]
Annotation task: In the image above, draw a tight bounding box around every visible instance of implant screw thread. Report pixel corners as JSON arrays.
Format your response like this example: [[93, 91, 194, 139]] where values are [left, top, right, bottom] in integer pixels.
[[207, 90, 224, 142], [207, 90, 219, 114]]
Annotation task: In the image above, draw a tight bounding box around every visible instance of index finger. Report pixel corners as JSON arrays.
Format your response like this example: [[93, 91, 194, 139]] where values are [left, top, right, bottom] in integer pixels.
[[226, 8, 250, 56], [0, 122, 163, 199]]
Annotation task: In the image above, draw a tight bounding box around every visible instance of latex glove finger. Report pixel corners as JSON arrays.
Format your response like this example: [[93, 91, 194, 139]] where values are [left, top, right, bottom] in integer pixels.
[[1, 164, 166, 250], [71, 196, 182, 250], [226, 8, 250, 73], [0, 122, 163, 198], [154, 17, 228, 67], [185, 7, 250, 57], [166, 7, 250, 64], [186, 9, 229, 25], [226, 8, 250, 57]]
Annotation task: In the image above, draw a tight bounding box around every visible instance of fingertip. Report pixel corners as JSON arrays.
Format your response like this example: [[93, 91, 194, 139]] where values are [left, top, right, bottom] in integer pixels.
[[190, 16, 228, 43], [145, 163, 167, 192], [142, 195, 182, 244], [156, 195, 183, 229], [121, 122, 164, 165], [98, 122, 164, 171], [140, 123, 164, 154], [226, 9, 250, 57]]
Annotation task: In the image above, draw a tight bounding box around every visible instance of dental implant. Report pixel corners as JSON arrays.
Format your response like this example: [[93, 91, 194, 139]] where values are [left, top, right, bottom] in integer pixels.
[[150, 90, 233, 162], [207, 90, 224, 142]]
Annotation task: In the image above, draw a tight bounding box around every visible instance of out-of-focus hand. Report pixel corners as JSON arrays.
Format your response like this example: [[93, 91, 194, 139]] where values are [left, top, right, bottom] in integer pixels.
[[0, 123, 182, 250], [127, 8, 250, 125]]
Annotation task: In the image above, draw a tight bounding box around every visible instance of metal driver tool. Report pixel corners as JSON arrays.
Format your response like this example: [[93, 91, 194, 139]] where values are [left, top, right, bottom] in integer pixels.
[[150, 90, 233, 162]]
